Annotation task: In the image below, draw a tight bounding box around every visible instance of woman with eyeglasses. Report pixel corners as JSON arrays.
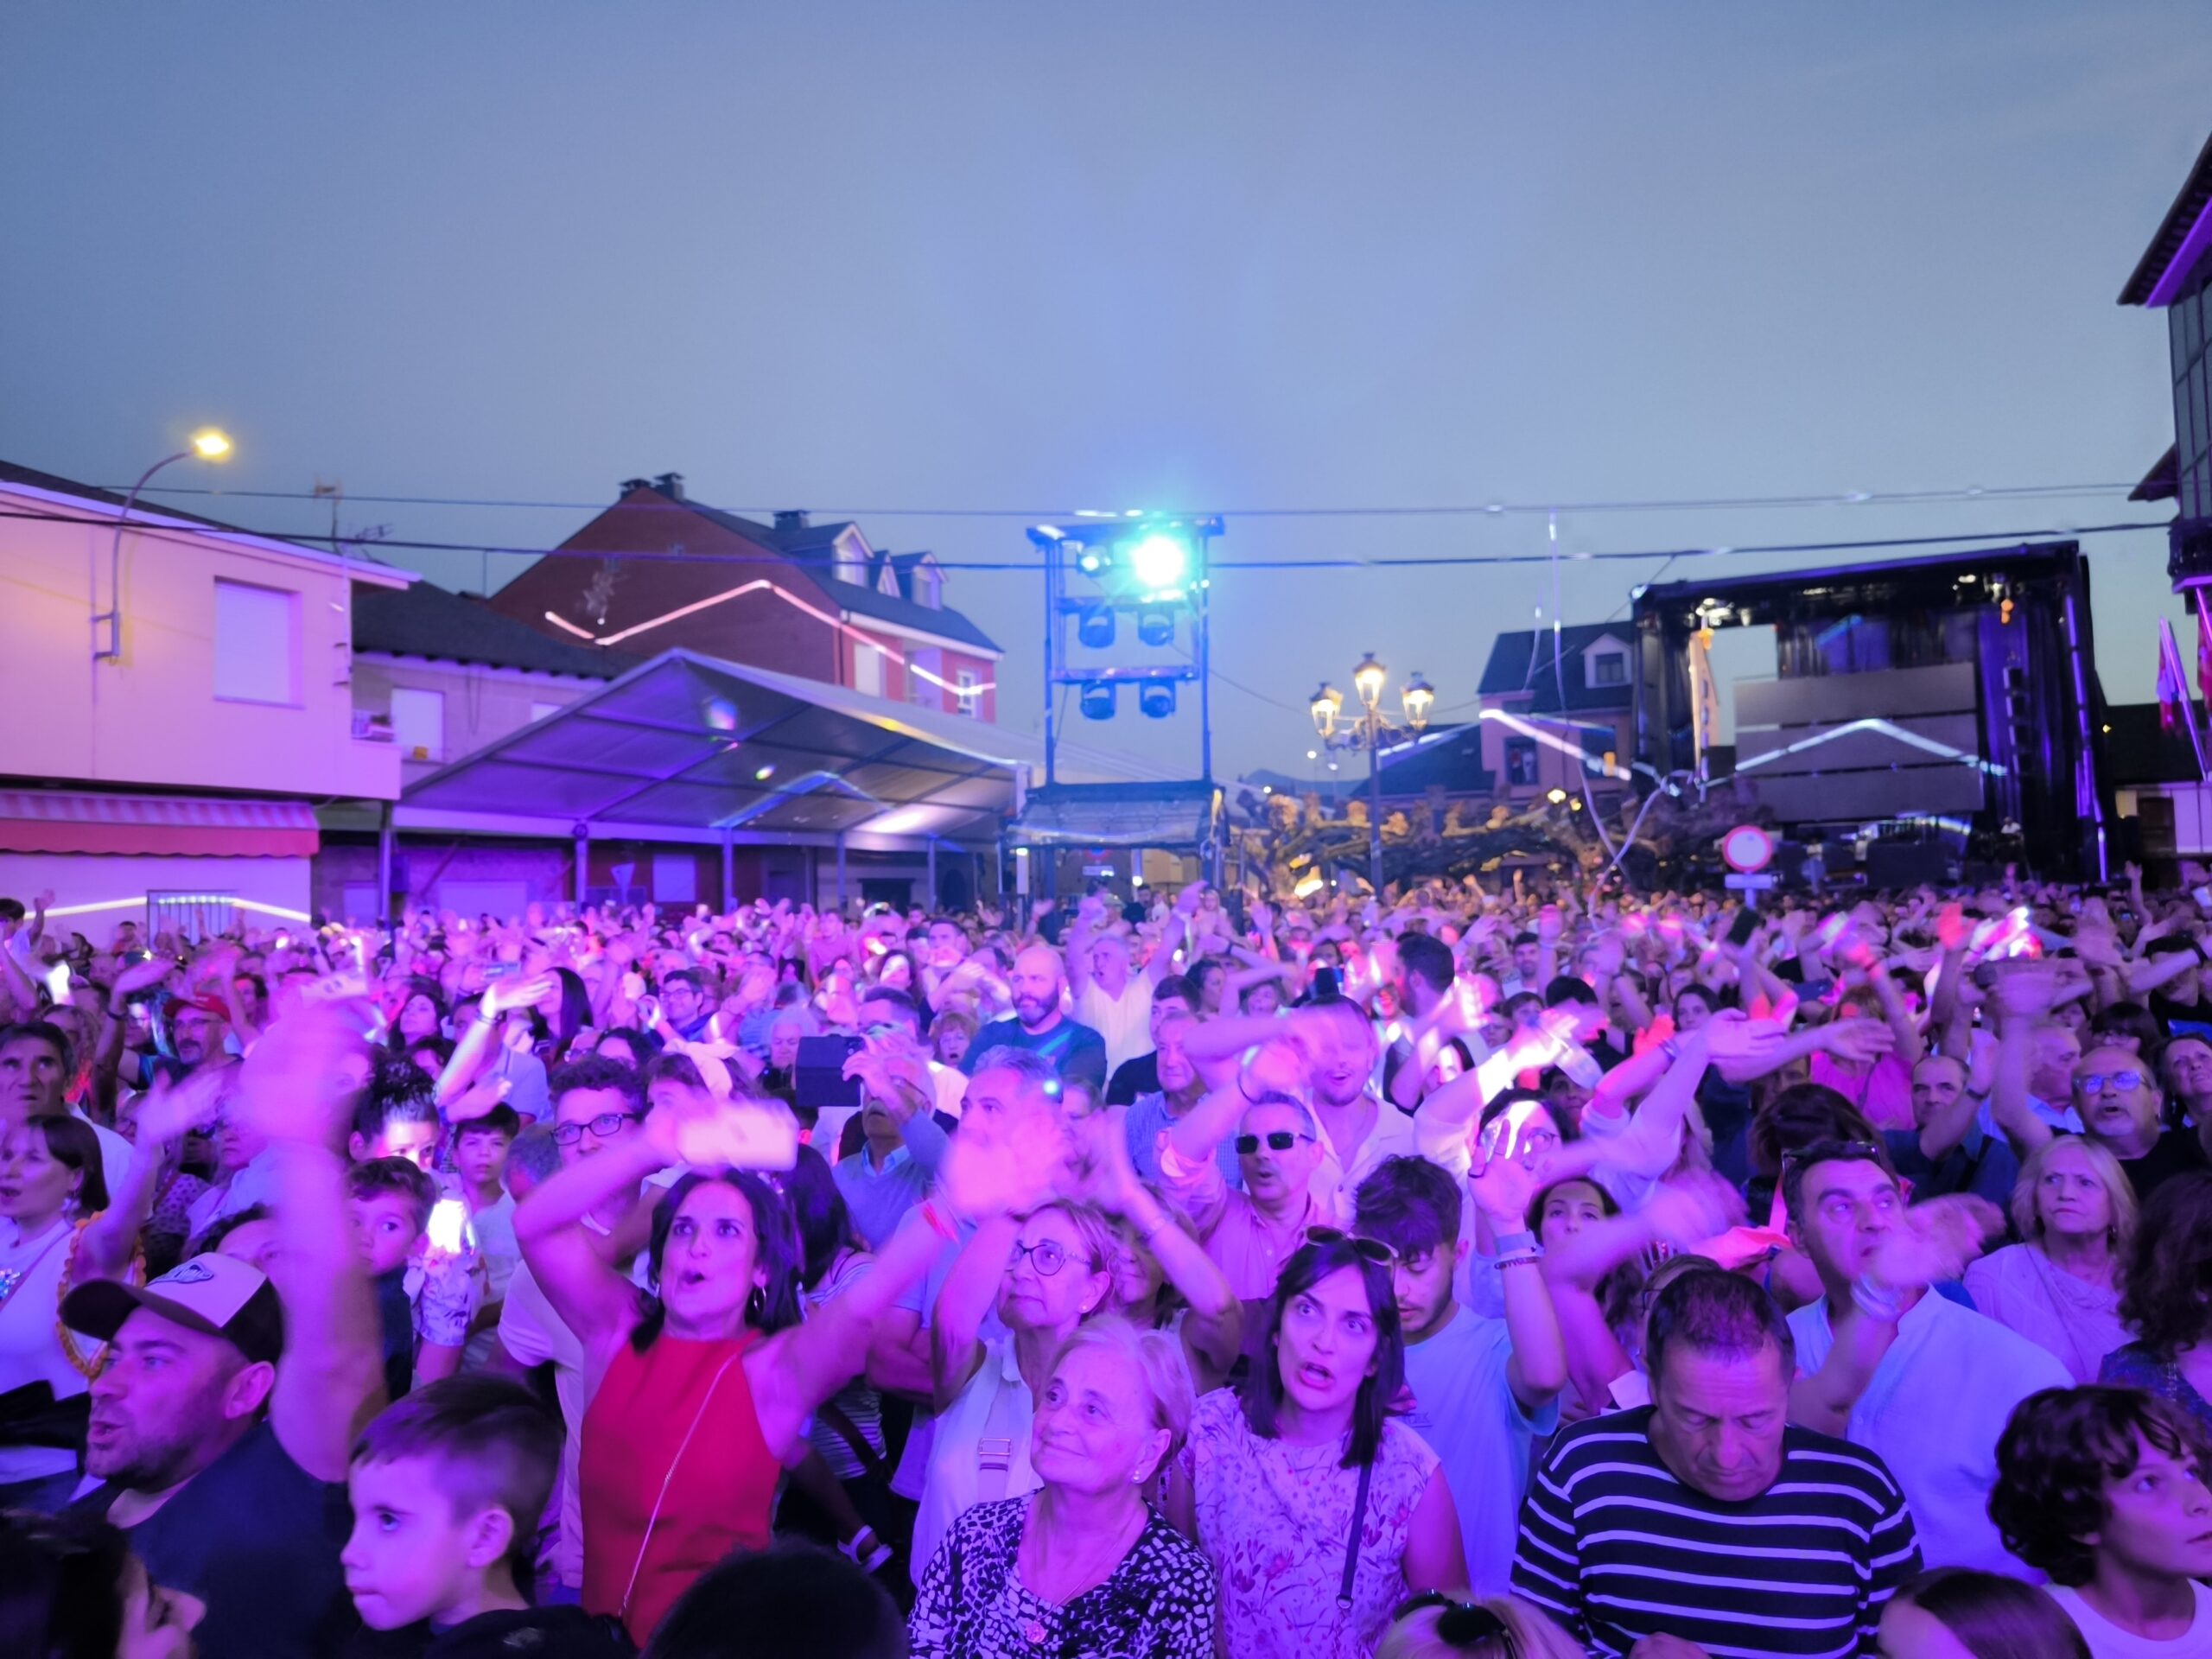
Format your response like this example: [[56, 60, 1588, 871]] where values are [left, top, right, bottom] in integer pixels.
[[1167, 1234, 1465, 1659], [912, 1195, 1119, 1586], [1376, 1592, 1584, 1659], [1963, 1136, 2134, 1383]]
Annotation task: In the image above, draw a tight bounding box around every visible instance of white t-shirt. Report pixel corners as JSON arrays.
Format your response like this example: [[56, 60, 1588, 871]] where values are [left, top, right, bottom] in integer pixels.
[[0, 1217, 86, 1484], [497, 1260, 587, 1589], [1073, 975, 1154, 1077], [2048, 1582, 2212, 1659]]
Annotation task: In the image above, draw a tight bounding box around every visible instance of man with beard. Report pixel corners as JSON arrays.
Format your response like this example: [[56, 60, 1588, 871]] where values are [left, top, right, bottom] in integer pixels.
[[958, 943, 1106, 1089], [61, 1007, 385, 1659]]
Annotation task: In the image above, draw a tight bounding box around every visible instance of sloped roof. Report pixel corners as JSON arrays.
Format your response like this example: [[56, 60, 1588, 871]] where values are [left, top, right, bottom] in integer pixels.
[[664, 495, 1001, 653], [400, 647, 1142, 847], [0, 458, 411, 586], [2134, 443, 2180, 504], [2121, 130, 2212, 306], [1478, 624, 1634, 714], [354, 579, 627, 677]]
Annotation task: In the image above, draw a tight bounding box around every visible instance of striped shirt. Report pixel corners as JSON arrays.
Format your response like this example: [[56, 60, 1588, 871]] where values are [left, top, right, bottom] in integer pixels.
[[1512, 1407, 1921, 1659]]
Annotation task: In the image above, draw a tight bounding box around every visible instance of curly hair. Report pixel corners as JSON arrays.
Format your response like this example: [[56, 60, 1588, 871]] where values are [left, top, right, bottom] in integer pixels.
[[1991, 1385, 2207, 1586], [2118, 1171, 2212, 1361]]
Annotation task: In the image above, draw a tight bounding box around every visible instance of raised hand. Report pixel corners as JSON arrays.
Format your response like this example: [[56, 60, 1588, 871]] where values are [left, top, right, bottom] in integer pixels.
[[1468, 1137, 1541, 1227], [1818, 1017, 1896, 1065], [1864, 1194, 2002, 1295], [645, 1084, 798, 1172], [937, 1114, 1070, 1222], [1640, 1171, 1746, 1251], [233, 1005, 368, 1149], [482, 971, 556, 1020]]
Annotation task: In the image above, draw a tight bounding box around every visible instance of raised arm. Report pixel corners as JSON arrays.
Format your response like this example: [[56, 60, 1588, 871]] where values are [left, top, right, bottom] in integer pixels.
[[929, 1211, 1019, 1409], [1987, 969, 2060, 1158], [1466, 1146, 1565, 1408], [235, 1008, 388, 1483], [435, 973, 552, 1109], [512, 1126, 658, 1378]]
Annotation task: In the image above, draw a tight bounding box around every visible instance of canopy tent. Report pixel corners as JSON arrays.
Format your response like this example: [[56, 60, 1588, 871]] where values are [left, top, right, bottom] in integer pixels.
[[396, 648, 1143, 851], [1007, 781, 1223, 849]]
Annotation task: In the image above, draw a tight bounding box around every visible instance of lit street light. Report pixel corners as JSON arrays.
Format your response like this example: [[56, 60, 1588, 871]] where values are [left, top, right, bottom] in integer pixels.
[[1306, 653, 1437, 893], [96, 429, 234, 661]]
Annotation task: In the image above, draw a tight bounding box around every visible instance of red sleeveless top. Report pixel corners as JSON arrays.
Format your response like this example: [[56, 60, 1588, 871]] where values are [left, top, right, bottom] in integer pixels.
[[580, 1329, 779, 1642]]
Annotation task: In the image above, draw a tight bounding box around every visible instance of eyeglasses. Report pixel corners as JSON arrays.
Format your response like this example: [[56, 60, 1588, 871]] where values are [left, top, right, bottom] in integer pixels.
[[1009, 1239, 1076, 1277], [1306, 1225, 1398, 1267], [1390, 1593, 1516, 1655], [2075, 1071, 2146, 1095], [550, 1110, 639, 1145], [1236, 1130, 1313, 1154]]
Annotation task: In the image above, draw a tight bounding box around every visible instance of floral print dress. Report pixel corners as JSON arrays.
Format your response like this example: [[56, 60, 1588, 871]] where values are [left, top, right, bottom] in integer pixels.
[[1175, 1388, 1440, 1659], [909, 1494, 1217, 1659]]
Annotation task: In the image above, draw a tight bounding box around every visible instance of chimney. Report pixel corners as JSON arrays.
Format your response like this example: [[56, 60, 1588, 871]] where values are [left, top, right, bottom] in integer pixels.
[[774, 510, 810, 532], [653, 472, 686, 501], [618, 477, 652, 495]]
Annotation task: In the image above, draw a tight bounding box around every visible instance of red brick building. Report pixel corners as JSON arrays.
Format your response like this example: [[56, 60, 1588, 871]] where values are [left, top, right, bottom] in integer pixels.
[[490, 473, 1002, 719]]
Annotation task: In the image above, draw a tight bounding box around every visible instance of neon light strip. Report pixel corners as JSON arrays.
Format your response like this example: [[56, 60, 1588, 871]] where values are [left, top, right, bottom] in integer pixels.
[[1733, 717, 2006, 778], [580, 581, 998, 694], [543, 611, 596, 639], [45, 896, 313, 923]]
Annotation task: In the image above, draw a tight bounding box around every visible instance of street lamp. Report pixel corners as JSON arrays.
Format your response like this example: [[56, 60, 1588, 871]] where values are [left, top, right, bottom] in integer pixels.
[[96, 429, 234, 661], [1306, 653, 1442, 895]]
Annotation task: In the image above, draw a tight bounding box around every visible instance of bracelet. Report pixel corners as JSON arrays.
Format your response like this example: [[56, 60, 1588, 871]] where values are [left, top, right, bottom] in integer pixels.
[[1497, 1254, 1544, 1271], [918, 1200, 960, 1244], [1491, 1230, 1538, 1256], [1850, 1272, 1904, 1323], [1135, 1206, 1176, 1240]]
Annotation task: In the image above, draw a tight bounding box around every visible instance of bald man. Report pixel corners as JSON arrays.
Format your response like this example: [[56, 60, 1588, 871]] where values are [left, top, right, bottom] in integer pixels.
[[958, 942, 1108, 1089]]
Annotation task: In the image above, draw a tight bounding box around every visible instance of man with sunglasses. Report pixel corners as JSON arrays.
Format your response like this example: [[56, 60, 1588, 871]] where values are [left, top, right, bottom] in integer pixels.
[[1155, 1077, 1328, 1301]]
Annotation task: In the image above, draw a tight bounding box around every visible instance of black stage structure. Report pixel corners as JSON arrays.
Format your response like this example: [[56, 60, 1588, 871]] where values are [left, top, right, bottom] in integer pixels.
[[1630, 542, 2112, 883]]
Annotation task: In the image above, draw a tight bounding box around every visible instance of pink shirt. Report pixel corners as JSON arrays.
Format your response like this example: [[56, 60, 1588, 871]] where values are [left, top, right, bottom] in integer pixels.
[[1809, 1051, 1914, 1131], [1157, 1139, 1318, 1302]]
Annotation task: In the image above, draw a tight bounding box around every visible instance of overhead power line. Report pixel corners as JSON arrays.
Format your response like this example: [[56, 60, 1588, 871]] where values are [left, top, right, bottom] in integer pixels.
[[111, 480, 2144, 519], [0, 507, 2171, 572]]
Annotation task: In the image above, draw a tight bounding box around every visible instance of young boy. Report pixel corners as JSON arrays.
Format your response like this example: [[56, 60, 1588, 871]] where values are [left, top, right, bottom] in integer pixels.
[[340, 1376, 624, 1657], [450, 1104, 519, 1372], [1991, 1384, 2212, 1656], [351, 1089, 443, 1173], [347, 1157, 470, 1393]]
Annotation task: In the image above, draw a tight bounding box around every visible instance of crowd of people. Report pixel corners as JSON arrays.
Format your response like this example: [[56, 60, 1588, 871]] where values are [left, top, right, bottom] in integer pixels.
[[4, 862, 2212, 1656]]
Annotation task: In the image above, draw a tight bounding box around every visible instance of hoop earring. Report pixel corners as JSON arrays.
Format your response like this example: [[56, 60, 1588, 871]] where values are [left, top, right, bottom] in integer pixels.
[[746, 1286, 765, 1321]]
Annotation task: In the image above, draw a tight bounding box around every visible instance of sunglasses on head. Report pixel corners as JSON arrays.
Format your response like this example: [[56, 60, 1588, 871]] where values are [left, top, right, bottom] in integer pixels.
[[1236, 1129, 1312, 1154], [1306, 1225, 1398, 1267], [1391, 1593, 1516, 1654]]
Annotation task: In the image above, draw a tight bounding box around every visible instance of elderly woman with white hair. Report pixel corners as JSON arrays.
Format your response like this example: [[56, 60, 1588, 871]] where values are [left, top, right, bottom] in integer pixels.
[[908, 1315, 1217, 1659]]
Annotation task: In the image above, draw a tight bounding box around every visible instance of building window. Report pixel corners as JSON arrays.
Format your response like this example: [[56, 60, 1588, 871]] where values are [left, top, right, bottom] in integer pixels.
[[1505, 737, 1540, 787], [390, 686, 446, 761], [854, 642, 884, 697], [1589, 651, 1626, 687], [956, 669, 980, 717], [213, 580, 301, 705], [917, 565, 944, 609]]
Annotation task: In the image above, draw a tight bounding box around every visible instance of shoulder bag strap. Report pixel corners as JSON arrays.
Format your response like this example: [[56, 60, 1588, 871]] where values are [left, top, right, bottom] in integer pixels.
[[819, 1398, 892, 1487], [1337, 1455, 1376, 1611], [973, 1356, 1022, 1504], [620, 1351, 741, 1624]]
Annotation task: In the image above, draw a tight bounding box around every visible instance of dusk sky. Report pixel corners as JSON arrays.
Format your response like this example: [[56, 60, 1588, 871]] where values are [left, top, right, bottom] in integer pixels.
[[7, 3, 2209, 783]]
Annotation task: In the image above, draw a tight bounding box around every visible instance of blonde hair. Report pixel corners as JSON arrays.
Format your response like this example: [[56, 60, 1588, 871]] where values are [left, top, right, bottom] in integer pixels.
[[2011, 1135, 2137, 1261], [1377, 1596, 1586, 1659], [1050, 1313, 1197, 1467], [1029, 1199, 1122, 1281]]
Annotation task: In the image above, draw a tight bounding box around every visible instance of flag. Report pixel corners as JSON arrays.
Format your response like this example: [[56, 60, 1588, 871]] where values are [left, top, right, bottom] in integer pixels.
[[2197, 589, 2212, 710]]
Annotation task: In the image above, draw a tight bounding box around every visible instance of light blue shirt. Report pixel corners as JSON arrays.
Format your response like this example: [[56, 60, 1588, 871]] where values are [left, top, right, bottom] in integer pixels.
[[1401, 1307, 1557, 1598], [833, 1111, 949, 1251], [1124, 1091, 1241, 1192], [1789, 1287, 2070, 1576]]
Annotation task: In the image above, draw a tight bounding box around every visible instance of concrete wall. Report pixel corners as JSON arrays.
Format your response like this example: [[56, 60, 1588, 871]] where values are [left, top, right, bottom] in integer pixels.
[[0, 483, 400, 801], [351, 654, 602, 783]]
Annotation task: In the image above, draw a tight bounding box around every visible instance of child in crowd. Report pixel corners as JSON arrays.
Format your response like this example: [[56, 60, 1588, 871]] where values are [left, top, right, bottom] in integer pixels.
[[452, 1103, 521, 1371], [348, 1155, 473, 1393], [341, 1375, 629, 1657]]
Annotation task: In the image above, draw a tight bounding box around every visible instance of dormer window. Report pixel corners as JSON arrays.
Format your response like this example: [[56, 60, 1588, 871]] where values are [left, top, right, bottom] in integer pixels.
[[1590, 651, 1626, 687], [917, 563, 944, 610], [833, 531, 867, 586]]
